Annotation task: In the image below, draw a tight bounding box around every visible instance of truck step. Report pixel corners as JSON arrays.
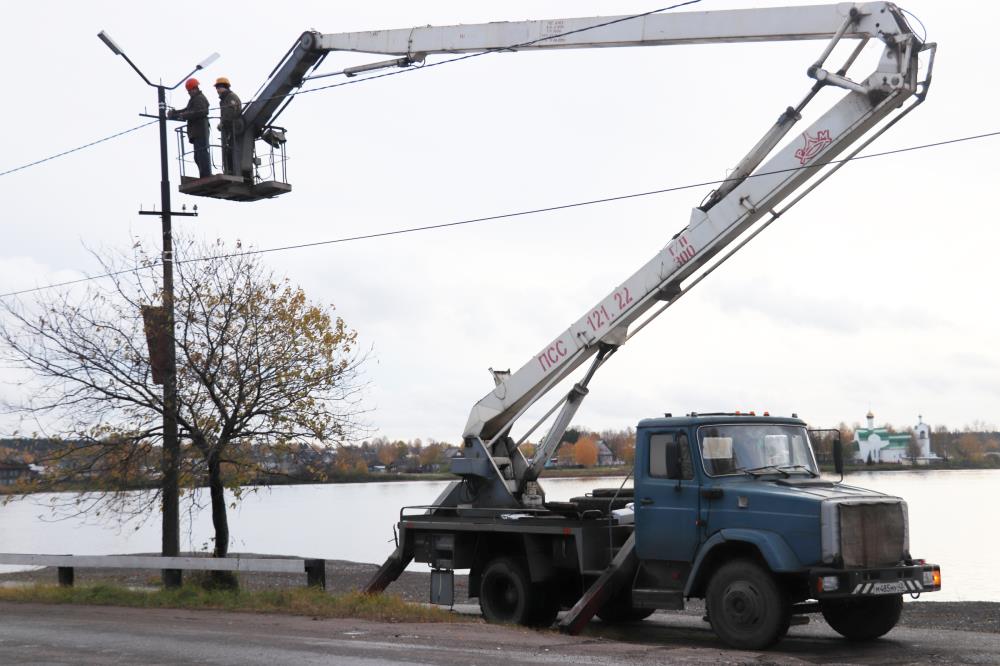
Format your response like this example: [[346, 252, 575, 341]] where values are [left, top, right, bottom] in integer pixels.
[[632, 588, 684, 610]]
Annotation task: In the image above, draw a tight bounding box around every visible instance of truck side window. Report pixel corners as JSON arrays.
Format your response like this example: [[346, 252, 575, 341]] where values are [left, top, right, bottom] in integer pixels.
[[649, 433, 694, 480], [649, 433, 673, 478]]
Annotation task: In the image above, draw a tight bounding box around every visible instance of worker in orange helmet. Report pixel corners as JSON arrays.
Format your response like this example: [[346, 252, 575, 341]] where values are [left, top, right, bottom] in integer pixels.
[[214, 77, 242, 175], [168, 78, 211, 178]]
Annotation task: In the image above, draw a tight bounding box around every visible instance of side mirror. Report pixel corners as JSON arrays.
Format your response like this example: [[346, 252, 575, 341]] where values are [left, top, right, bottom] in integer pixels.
[[665, 440, 682, 480], [833, 438, 844, 478]]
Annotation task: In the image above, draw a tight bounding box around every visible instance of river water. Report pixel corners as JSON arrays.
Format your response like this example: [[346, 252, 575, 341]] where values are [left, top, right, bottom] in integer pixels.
[[0, 469, 993, 602]]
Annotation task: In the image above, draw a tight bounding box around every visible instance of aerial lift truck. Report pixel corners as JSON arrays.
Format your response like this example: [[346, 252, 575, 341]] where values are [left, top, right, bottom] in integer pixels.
[[183, 3, 941, 649]]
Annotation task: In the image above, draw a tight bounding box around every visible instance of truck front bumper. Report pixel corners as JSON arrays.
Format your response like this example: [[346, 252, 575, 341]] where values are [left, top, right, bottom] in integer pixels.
[[809, 562, 941, 599]]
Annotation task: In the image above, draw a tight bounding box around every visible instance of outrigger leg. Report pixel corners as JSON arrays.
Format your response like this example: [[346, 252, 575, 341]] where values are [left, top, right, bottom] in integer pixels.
[[363, 543, 413, 594], [558, 533, 637, 634]]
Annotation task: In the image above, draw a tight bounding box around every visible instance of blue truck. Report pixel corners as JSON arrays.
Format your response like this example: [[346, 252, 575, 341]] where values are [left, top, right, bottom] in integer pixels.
[[367, 413, 941, 649]]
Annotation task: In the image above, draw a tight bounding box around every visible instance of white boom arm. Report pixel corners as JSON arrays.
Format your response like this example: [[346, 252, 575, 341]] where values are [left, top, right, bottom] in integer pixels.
[[318, 5, 906, 54], [300, 3, 932, 507]]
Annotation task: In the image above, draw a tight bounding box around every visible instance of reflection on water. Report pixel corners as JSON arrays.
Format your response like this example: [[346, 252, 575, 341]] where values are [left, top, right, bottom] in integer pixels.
[[0, 470, 993, 602]]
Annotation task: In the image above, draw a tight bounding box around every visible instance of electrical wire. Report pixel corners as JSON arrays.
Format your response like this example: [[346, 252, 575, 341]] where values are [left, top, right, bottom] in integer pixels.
[[245, 1, 704, 106], [0, 120, 158, 179], [197, 3, 704, 115], [1, 127, 997, 302], [0, 3, 701, 181]]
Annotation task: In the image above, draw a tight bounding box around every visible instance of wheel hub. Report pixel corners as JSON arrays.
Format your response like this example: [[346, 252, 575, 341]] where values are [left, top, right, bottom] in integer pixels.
[[723, 581, 764, 627], [486, 577, 519, 618]]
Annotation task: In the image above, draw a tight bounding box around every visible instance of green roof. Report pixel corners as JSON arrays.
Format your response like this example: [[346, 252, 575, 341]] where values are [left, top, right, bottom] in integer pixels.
[[855, 430, 911, 450], [855, 429, 909, 440], [854, 428, 890, 439]]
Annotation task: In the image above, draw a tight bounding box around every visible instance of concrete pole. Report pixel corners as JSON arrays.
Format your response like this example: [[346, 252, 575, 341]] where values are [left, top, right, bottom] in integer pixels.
[[156, 84, 182, 589]]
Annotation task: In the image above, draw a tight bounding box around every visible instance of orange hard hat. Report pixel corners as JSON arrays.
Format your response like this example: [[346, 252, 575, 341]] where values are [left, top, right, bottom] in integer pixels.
[[185, 78, 199, 91], [214, 77, 231, 88]]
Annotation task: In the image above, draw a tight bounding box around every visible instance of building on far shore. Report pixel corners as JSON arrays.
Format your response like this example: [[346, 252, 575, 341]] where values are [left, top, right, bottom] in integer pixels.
[[853, 411, 942, 464], [0, 461, 34, 487], [911, 416, 943, 465]]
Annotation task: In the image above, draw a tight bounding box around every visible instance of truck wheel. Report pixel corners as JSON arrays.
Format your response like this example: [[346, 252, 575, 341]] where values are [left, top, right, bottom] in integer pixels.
[[597, 589, 655, 623], [479, 557, 535, 626], [706, 559, 790, 650], [821, 594, 903, 641]]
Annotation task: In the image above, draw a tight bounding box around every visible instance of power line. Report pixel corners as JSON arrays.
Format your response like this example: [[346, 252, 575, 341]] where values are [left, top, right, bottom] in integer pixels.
[[0, 3, 700, 182], [0, 120, 158, 179], [200, 129, 1000, 257], [2, 127, 997, 301], [278, 1, 704, 103]]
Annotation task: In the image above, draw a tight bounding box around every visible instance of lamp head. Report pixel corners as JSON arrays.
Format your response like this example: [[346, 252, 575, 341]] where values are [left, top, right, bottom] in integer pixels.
[[197, 52, 220, 70], [97, 30, 123, 56]]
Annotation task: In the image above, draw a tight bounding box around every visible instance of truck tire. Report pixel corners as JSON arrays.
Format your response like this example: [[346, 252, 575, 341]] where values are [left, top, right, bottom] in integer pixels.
[[821, 594, 903, 641], [479, 557, 544, 626], [596, 589, 655, 623], [706, 559, 790, 650]]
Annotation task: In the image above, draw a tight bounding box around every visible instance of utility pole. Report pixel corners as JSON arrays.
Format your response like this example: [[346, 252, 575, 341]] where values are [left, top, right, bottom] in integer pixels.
[[98, 30, 217, 588]]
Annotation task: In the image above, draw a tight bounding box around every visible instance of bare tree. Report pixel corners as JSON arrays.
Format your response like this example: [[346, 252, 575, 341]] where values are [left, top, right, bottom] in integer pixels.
[[0, 238, 366, 558], [933, 424, 954, 459], [954, 432, 986, 462], [903, 426, 922, 460]]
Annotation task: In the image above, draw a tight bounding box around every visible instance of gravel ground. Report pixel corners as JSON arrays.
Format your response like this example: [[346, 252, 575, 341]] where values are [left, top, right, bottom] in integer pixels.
[[1, 556, 996, 635]]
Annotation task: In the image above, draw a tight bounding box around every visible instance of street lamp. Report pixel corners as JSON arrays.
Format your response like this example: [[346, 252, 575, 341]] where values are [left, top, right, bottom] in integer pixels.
[[98, 30, 218, 589]]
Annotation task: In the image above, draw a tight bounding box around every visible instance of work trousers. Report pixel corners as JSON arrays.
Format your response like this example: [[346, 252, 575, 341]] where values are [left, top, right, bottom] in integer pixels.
[[221, 128, 235, 175], [192, 135, 211, 178]]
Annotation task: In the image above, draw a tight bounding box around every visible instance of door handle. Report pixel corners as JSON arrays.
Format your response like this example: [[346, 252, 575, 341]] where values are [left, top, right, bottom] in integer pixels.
[[640, 497, 654, 506]]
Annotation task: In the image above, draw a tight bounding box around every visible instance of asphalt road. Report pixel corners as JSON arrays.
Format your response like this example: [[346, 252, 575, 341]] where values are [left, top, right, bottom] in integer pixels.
[[0, 602, 997, 666]]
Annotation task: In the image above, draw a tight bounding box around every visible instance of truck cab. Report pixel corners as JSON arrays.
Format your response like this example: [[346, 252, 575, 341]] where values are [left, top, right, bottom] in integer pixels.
[[631, 413, 941, 648]]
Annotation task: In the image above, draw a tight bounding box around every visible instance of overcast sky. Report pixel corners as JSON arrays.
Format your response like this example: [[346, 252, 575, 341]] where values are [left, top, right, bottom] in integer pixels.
[[1, 0, 996, 444]]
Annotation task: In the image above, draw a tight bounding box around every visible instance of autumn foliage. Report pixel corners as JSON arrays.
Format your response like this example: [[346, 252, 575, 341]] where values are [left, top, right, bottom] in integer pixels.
[[571, 435, 598, 467]]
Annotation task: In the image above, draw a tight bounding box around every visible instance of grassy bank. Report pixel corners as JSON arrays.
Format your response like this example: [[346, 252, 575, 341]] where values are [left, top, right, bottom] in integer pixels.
[[0, 584, 468, 623]]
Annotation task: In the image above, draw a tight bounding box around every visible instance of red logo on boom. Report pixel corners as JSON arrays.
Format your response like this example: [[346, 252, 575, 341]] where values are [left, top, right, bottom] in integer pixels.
[[537, 339, 568, 372], [794, 130, 832, 165]]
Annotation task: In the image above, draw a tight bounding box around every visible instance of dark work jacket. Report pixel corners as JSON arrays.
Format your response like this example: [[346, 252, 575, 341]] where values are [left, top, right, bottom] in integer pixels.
[[176, 90, 210, 143], [218, 89, 242, 132]]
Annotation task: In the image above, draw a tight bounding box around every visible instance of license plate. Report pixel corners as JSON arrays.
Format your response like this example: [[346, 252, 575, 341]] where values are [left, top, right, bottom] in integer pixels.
[[870, 581, 907, 594]]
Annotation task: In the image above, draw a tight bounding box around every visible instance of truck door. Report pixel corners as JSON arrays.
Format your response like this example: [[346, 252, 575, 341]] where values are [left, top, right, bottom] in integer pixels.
[[635, 430, 701, 562]]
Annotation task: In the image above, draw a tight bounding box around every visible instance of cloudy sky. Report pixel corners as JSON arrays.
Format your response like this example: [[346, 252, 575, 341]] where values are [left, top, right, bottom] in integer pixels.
[[1, 0, 996, 443]]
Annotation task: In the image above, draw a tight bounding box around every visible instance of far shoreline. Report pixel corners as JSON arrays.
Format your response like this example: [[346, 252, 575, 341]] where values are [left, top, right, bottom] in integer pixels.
[[2, 461, 996, 496]]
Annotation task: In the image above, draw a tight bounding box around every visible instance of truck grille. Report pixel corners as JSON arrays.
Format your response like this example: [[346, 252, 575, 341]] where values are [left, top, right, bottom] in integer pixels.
[[839, 502, 906, 567]]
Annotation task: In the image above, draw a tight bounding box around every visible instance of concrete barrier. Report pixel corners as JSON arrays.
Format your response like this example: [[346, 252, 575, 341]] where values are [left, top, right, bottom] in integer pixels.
[[0, 554, 326, 589]]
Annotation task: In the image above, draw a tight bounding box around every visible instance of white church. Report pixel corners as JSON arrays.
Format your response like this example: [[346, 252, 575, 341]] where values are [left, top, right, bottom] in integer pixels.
[[853, 412, 942, 465]]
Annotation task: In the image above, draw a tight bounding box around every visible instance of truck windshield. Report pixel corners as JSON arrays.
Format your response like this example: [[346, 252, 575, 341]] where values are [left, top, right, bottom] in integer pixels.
[[697, 424, 818, 477]]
